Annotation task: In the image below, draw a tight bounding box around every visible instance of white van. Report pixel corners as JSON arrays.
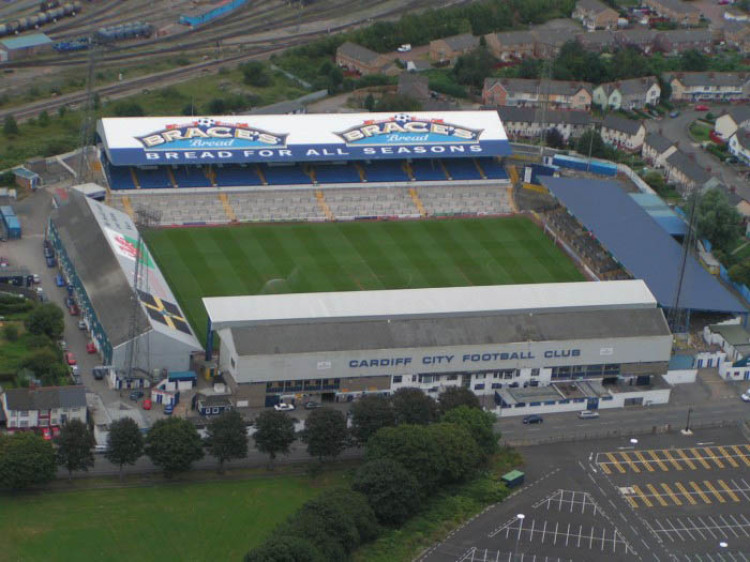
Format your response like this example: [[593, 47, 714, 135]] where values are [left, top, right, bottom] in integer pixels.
[[578, 410, 600, 419]]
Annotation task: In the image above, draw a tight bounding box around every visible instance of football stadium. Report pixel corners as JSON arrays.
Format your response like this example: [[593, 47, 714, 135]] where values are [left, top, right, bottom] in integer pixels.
[[44, 109, 744, 414]]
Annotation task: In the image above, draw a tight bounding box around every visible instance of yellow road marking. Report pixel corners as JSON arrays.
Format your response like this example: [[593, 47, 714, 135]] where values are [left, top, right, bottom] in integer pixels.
[[718, 480, 741, 503], [620, 452, 641, 473], [690, 448, 713, 470], [648, 450, 670, 472], [647, 484, 669, 506], [718, 446, 739, 468], [690, 481, 712, 504], [635, 451, 655, 472], [632, 485, 653, 507], [677, 449, 697, 470], [599, 461, 612, 475], [605, 452, 626, 474], [731, 445, 750, 467], [675, 482, 698, 505], [744, 445, 750, 456], [703, 480, 726, 503], [660, 483, 683, 506], [663, 450, 683, 471], [704, 448, 725, 469], [624, 494, 639, 509]]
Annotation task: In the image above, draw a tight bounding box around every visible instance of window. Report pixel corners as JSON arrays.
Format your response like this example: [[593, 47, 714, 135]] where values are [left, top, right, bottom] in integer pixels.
[[447, 374, 458, 381], [212, 407, 220, 414], [531, 368, 540, 377], [474, 383, 485, 390], [411, 375, 417, 382], [393, 375, 402, 384], [420, 375, 434, 384], [492, 383, 501, 389]]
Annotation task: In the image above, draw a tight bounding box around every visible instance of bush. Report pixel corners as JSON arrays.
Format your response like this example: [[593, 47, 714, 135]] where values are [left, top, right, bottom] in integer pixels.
[[3, 323, 19, 342], [353, 459, 421, 525]]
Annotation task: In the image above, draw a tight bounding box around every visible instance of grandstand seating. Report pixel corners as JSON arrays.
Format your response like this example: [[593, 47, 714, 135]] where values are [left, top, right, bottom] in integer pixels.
[[411, 159, 448, 181], [314, 163, 362, 184], [173, 166, 212, 188], [135, 167, 172, 189], [443, 159, 482, 181], [323, 188, 419, 220], [417, 185, 512, 216], [229, 191, 324, 223], [362, 161, 409, 183], [261, 164, 311, 185], [477, 158, 509, 180], [106, 163, 136, 190], [215, 165, 263, 186]]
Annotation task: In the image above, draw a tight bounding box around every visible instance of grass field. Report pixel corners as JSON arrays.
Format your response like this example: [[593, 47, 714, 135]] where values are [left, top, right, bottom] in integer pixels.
[[144, 216, 584, 342], [0, 474, 342, 562]]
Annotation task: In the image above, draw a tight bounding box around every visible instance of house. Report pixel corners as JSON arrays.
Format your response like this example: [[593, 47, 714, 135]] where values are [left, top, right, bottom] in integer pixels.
[[714, 106, 750, 141], [642, 132, 677, 166], [664, 149, 711, 189], [497, 106, 593, 141], [573, 0, 620, 30], [335, 42, 393, 76], [482, 77, 593, 110], [667, 72, 750, 102], [576, 30, 618, 52], [601, 114, 646, 151], [532, 29, 571, 58], [698, 321, 750, 381], [398, 72, 430, 102], [195, 393, 234, 417], [0, 33, 53, 62], [593, 76, 661, 110], [429, 33, 480, 64], [1, 386, 87, 429], [616, 29, 659, 54], [484, 30, 536, 61], [655, 29, 713, 55], [644, 0, 701, 26], [723, 21, 750, 54], [728, 127, 750, 165]]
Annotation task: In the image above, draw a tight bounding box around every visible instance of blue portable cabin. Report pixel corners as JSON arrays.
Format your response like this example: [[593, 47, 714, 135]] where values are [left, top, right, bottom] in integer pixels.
[[4, 215, 21, 239], [550, 154, 618, 177], [0, 205, 15, 218]]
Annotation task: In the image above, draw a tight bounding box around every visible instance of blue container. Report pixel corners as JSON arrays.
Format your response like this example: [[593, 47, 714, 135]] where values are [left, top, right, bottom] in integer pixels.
[[5, 215, 21, 239], [0, 205, 15, 218]]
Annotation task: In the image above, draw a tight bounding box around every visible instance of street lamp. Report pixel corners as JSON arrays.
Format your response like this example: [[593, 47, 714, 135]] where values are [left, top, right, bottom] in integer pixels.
[[685, 407, 693, 433], [513, 514, 525, 561], [719, 541, 729, 549]]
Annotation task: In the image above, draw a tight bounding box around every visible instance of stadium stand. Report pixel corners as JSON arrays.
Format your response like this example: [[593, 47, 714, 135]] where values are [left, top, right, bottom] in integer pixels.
[[323, 188, 419, 220], [417, 185, 513, 216], [477, 158, 509, 180], [135, 167, 172, 189], [314, 163, 362, 184], [411, 159, 449, 181], [105, 163, 136, 190], [443, 159, 483, 181], [215, 165, 264, 186], [173, 166, 213, 188], [362, 161, 410, 183], [228, 190, 324, 222], [261, 164, 312, 186]]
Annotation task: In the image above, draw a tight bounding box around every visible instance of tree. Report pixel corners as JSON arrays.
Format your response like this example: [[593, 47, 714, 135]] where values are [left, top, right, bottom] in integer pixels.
[[575, 129, 609, 159], [375, 93, 422, 112], [3, 323, 19, 342], [363, 93, 375, 111], [112, 101, 145, 117], [353, 458, 420, 525], [729, 260, 750, 286], [695, 188, 743, 253], [25, 302, 64, 339], [426, 423, 482, 483], [545, 127, 566, 149], [680, 49, 708, 72], [245, 536, 324, 562], [349, 394, 395, 445], [3, 115, 19, 136], [0, 432, 56, 489], [206, 410, 248, 473], [145, 417, 204, 477], [241, 61, 271, 87], [38, 110, 50, 127], [442, 405, 499, 456], [644, 171, 666, 194], [253, 409, 296, 467], [391, 387, 437, 425], [453, 47, 497, 88], [438, 386, 480, 414], [56, 419, 95, 479], [105, 417, 144, 481], [22, 348, 66, 384], [301, 407, 348, 462]]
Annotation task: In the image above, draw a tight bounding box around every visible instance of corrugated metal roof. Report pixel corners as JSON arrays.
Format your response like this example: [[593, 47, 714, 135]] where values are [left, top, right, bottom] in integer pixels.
[[543, 177, 746, 314], [0, 33, 52, 50], [204, 280, 657, 329]]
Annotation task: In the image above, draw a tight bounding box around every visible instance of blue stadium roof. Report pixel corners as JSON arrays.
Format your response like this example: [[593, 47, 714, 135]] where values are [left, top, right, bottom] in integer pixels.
[[629, 193, 688, 237], [542, 177, 746, 314]]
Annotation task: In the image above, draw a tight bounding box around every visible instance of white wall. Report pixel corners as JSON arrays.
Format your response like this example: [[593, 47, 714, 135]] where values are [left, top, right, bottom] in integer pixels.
[[663, 369, 697, 384]]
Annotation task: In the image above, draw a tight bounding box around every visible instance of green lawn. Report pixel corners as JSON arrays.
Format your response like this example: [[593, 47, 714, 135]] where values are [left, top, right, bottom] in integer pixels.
[[144, 216, 584, 342], [0, 474, 341, 562]]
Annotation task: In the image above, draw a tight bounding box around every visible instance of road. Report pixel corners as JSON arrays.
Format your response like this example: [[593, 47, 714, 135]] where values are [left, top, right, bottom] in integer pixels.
[[645, 106, 750, 199]]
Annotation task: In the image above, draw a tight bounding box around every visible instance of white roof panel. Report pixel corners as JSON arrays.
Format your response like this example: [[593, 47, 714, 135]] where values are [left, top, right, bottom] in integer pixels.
[[204, 280, 657, 330]]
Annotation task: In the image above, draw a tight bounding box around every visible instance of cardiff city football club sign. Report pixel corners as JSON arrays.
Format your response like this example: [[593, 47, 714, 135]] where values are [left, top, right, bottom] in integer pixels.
[[136, 118, 288, 150]]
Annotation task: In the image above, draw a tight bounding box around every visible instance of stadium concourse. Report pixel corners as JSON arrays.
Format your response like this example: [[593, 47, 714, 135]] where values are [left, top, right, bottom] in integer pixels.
[[95, 111, 514, 225]]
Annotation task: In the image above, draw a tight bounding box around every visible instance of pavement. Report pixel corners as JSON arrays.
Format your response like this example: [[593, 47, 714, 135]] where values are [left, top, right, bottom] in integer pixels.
[[644, 106, 750, 199]]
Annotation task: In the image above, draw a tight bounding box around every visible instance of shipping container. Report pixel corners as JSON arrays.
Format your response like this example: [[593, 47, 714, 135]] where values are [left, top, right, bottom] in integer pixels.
[[4, 215, 21, 239], [179, 0, 248, 28]]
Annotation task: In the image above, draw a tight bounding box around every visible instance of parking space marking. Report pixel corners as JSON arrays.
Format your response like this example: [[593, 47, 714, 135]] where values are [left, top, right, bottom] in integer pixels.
[[456, 548, 575, 562], [635, 450, 656, 472], [705, 448, 726, 469], [681, 551, 750, 562], [648, 449, 670, 471], [703, 480, 727, 503], [604, 452, 626, 474], [732, 445, 750, 467], [619, 452, 641, 473], [632, 485, 654, 507], [717, 447, 740, 468], [661, 483, 683, 506], [718, 479, 741, 503], [647, 483, 670, 506], [691, 448, 714, 470], [532, 490, 602, 516], [675, 481, 698, 505], [663, 449, 684, 471], [650, 515, 750, 541], [677, 448, 698, 470], [690, 481, 713, 504]]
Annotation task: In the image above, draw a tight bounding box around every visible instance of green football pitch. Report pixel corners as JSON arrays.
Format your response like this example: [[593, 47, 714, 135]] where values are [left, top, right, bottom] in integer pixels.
[[144, 216, 584, 342]]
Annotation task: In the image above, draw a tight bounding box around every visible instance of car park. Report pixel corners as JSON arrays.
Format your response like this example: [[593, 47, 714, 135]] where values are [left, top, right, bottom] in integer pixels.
[[65, 352, 76, 365], [274, 402, 295, 411], [578, 410, 600, 419], [129, 390, 144, 401], [522, 414, 543, 424]]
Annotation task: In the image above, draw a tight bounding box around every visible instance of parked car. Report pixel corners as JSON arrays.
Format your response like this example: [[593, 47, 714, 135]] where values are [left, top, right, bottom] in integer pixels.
[[694, 104, 709, 111], [164, 404, 174, 415], [0, 257, 8, 267], [68, 304, 80, 316], [55, 273, 65, 287], [274, 402, 295, 412], [578, 410, 600, 419], [397, 44, 412, 52], [86, 342, 96, 354], [129, 390, 144, 401], [741, 392, 750, 403], [522, 414, 543, 424], [78, 320, 87, 330], [92, 366, 107, 380], [303, 401, 321, 410], [32, 274, 40, 284], [669, 110, 680, 118], [65, 352, 76, 365], [59, 339, 68, 351], [142, 398, 152, 410]]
